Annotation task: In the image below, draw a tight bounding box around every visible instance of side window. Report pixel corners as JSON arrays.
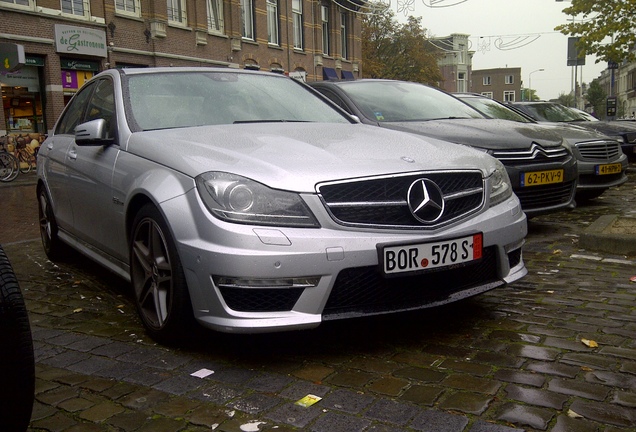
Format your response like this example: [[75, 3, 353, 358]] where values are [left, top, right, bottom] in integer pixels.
[[317, 88, 351, 114], [55, 82, 96, 135], [85, 79, 116, 139]]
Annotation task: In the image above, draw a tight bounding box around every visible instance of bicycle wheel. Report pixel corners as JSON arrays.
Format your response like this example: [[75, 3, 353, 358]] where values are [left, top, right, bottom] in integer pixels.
[[17, 149, 32, 174], [0, 152, 19, 182]]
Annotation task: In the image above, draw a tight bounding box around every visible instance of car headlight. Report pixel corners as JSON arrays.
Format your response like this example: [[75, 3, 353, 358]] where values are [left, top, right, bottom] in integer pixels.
[[196, 172, 320, 227], [489, 161, 512, 207]]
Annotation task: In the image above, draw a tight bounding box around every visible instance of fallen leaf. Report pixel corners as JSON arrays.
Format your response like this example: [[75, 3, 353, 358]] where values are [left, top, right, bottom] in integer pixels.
[[73, 308, 82, 313], [581, 338, 598, 348], [581, 366, 593, 372], [552, 249, 562, 255], [567, 409, 583, 419]]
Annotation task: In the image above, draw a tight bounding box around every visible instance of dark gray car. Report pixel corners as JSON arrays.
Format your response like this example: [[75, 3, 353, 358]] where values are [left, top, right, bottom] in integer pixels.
[[457, 93, 628, 201], [310, 79, 578, 216]]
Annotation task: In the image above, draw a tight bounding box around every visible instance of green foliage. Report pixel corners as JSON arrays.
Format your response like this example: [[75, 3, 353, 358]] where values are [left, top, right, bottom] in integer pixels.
[[585, 79, 606, 118], [556, 93, 575, 107], [555, 0, 636, 63], [362, 8, 442, 85]]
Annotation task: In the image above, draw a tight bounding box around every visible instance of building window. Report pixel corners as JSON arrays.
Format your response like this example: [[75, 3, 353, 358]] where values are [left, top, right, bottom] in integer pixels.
[[61, 0, 88, 17], [505, 75, 514, 85], [340, 12, 348, 60], [457, 72, 466, 92], [292, 0, 303, 49], [207, 0, 224, 33], [167, 0, 187, 25], [481, 92, 493, 98], [241, 0, 254, 40], [115, 0, 139, 16], [1, 0, 34, 9], [483, 76, 491, 86], [321, 5, 330, 55], [504, 90, 515, 102], [267, 0, 279, 45]]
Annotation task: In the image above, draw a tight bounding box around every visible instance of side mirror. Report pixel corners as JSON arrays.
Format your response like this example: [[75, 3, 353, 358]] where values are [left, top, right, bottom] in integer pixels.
[[75, 119, 114, 146]]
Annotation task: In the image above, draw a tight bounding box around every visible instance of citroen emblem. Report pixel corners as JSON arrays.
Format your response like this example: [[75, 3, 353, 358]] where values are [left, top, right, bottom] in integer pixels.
[[407, 179, 445, 223]]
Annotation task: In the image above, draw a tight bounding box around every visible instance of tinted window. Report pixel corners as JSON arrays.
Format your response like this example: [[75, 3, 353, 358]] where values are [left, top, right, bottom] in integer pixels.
[[335, 81, 484, 122], [55, 82, 95, 135]]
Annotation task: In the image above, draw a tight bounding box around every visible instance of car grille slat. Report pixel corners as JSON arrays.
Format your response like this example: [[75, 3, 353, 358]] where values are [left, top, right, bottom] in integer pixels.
[[492, 143, 568, 165], [323, 246, 502, 318], [318, 171, 484, 229], [576, 141, 621, 161], [514, 180, 576, 210]]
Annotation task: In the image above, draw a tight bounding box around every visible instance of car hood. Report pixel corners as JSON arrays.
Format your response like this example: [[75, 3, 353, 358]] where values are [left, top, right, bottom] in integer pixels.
[[562, 120, 636, 138], [124, 123, 497, 192], [532, 122, 614, 142], [378, 118, 564, 150]]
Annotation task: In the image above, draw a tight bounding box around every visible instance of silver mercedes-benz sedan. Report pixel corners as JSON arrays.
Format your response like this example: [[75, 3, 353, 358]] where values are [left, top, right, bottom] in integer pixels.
[[37, 67, 527, 343]]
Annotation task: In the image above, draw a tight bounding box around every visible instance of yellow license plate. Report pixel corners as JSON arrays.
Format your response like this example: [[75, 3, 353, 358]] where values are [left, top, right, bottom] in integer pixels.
[[521, 169, 564, 187], [595, 163, 622, 175]]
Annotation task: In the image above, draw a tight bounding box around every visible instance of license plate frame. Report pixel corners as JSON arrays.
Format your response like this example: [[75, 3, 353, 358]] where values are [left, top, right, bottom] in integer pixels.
[[520, 169, 564, 187], [380, 233, 483, 276], [594, 163, 622, 175]]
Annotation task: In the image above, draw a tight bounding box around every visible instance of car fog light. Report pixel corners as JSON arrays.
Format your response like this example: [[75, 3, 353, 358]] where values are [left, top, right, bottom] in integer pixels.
[[214, 276, 320, 289]]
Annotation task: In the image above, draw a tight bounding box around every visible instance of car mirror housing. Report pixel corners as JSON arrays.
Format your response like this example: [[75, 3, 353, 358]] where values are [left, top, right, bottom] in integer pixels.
[[75, 119, 114, 146]]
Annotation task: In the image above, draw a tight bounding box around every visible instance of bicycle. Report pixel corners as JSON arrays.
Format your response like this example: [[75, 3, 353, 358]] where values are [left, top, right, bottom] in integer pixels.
[[0, 140, 19, 182], [15, 146, 37, 174]]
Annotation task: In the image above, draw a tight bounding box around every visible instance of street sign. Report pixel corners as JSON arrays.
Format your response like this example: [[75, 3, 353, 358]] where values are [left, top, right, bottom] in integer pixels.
[[567, 37, 585, 66], [0, 42, 26, 72], [606, 96, 617, 118]]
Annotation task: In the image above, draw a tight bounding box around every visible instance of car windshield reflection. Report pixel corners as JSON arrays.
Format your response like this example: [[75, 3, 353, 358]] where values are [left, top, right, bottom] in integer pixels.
[[126, 71, 349, 131]]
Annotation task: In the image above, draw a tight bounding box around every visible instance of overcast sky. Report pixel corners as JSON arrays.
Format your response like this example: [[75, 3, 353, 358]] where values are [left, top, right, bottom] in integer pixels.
[[394, 0, 606, 100]]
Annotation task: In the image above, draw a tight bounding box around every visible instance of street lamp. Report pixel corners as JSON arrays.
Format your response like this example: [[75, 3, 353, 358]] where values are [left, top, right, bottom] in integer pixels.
[[528, 68, 545, 101]]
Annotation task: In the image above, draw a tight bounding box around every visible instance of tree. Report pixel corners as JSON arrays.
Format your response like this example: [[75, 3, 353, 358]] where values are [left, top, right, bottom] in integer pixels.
[[555, 0, 636, 63], [556, 92, 575, 107], [362, 8, 442, 85], [585, 79, 606, 119]]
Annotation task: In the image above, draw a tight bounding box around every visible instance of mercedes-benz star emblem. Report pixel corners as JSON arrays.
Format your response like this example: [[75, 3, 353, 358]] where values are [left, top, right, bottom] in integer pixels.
[[407, 179, 445, 223]]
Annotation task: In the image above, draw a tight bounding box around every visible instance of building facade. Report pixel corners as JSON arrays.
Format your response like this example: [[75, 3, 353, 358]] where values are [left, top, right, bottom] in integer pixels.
[[0, 0, 361, 139], [434, 33, 473, 93], [471, 68, 522, 102], [597, 57, 636, 119]]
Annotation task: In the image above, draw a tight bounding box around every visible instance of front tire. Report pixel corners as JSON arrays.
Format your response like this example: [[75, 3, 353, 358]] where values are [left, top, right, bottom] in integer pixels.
[[0, 245, 35, 431], [37, 186, 67, 261], [130, 204, 194, 343]]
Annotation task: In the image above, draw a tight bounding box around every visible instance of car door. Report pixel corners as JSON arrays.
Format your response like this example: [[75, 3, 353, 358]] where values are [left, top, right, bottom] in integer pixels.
[[42, 82, 97, 233], [64, 78, 122, 259]]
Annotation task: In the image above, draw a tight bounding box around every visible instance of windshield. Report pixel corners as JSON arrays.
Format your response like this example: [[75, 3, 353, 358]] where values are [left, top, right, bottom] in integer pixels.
[[337, 81, 484, 122], [521, 103, 586, 122], [126, 71, 350, 131], [460, 96, 532, 123]]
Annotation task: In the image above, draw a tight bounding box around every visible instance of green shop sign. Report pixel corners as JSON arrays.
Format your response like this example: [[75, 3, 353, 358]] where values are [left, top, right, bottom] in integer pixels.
[[55, 24, 107, 58]]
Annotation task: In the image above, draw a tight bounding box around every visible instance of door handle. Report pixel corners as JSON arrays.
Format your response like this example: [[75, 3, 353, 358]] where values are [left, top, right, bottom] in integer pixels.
[[68, 148, 78, 160]]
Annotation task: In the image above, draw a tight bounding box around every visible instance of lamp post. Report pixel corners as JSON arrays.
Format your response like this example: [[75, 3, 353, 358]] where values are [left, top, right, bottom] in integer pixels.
[[528, 68, 545, 101]]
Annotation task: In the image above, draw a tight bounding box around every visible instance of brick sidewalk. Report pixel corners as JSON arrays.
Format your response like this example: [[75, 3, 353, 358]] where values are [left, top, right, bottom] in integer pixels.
[[2, 167, 636, 432]]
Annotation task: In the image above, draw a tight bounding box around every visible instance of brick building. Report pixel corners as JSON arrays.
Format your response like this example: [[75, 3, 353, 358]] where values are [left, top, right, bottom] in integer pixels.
[[0, 0, 361, 138], [470, 67, 522, 102]]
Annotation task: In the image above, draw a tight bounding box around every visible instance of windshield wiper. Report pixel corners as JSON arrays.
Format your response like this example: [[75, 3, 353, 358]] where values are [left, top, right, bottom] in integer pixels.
[[233, 119, 308, 124]]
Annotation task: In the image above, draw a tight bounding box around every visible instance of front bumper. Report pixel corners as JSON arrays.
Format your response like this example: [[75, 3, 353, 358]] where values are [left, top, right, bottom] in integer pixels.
[[163, 190, 528, 333]]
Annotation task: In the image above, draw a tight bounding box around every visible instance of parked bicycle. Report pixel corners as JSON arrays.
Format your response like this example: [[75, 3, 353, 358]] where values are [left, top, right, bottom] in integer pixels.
[[0, 139, 19, 182], [15, 145, 37, 174]]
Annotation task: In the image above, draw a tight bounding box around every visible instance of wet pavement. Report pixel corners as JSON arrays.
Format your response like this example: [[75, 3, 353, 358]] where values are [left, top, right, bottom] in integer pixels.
[[1, 168, 636, 432]]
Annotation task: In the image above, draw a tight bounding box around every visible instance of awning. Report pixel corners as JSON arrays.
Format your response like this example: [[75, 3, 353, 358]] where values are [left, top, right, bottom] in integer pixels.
[[323, 67, 339, 81], [341, 70, 355, 80]]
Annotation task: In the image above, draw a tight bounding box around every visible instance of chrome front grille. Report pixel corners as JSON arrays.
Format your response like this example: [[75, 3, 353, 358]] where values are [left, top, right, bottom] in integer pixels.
[[491, 143, 568, 165], [317, 171, 484, 229], [576, 140, 621, 161]]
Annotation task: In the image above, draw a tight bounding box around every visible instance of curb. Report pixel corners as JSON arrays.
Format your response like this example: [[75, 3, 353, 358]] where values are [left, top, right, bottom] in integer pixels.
[[579, 214, 636, 255]]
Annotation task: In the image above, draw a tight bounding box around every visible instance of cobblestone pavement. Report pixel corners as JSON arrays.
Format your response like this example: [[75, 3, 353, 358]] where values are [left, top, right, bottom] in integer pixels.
[[1, 167, 635, 432]]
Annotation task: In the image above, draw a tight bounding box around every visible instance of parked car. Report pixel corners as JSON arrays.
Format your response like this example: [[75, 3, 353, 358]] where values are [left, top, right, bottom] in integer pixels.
[[37, 67, 527, 342], [508, 101, 636, 157], [456, 93, 628, 201], [310, 79, 577, 216]]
